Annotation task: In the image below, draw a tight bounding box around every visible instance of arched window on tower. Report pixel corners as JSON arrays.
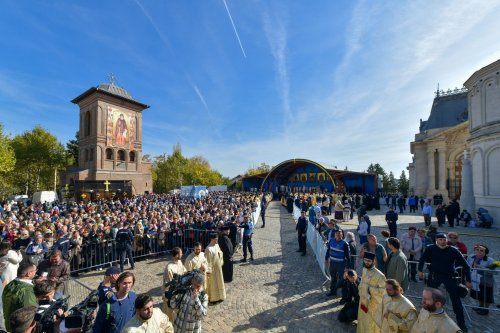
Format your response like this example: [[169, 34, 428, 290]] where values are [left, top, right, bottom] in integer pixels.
[[117, 150, 125, 161], [129, 151, 136, 162], [105, 148, 113, 160], [85, 111, 91, 137]]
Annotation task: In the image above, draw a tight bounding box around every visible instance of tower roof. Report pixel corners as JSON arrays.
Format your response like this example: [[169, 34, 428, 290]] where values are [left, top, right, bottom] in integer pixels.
[[97, 82, 133, 100], [71, 82, 149, 109]]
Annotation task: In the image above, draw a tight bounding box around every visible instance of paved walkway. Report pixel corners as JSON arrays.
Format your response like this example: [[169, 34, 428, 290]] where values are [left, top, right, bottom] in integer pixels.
[[76, 202, 498, 332], [78, 202, 349, 332], [202, 202, 349, 333]]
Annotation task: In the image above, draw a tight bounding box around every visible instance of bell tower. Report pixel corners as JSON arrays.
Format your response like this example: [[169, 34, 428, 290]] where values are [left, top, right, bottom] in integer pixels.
[[62, 76, 153, 200]]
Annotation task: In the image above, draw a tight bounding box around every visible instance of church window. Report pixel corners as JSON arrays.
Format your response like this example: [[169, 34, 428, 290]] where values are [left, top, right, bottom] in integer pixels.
[[105, 148, 113, 160], [84, 111, 91, 137], [117, 150, 125, 161], [129, 151, 136, 162]]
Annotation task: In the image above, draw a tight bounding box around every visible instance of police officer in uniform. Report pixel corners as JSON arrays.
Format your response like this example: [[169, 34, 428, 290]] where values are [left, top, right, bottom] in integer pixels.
[[54, 229, 77, 261], [97, 266, 121, 305], [115, 222, 135, 272], [239, 215, 254, 263]]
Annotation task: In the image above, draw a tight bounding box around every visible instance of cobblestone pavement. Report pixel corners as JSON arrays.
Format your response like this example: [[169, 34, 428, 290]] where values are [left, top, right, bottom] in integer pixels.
[[330, 205, 499, 333], [75, 202, 499, 332], [77, 202, 349, 333]]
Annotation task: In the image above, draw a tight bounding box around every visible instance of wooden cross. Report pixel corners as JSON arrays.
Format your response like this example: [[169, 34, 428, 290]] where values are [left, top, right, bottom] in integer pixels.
[[104, 180, 111, 192]]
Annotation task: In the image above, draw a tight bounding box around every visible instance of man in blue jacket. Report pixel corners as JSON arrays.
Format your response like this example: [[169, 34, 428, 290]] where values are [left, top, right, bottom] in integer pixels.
[[325, 229, 350, 297]]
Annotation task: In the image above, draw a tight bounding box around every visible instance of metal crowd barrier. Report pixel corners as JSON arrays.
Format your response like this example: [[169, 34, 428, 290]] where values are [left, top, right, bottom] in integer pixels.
[[69, 229, 215, 273], [316, 222, 499, 324], [64, 278, 95, 308]]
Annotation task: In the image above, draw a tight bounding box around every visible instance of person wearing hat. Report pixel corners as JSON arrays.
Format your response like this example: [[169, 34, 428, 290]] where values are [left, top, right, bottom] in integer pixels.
[[357, 251, 386, 333], [97, 266, 121, 305], [53, 229, 77, 262], [325, 229, 350, 297], [417, 233, 471, 332], [115, 221, 135, 272], [218, 226, 234, 283], [205, 233, 225, 304], [385, 207, 398, 237], [467, 244, 495, 315]]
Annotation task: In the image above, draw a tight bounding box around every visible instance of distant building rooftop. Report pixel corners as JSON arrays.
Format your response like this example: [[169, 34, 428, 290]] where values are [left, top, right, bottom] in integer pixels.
[[419, 88, 468, 132]]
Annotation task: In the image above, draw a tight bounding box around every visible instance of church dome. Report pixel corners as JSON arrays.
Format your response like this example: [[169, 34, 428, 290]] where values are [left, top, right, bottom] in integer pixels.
[[97, 82, 134, 100]]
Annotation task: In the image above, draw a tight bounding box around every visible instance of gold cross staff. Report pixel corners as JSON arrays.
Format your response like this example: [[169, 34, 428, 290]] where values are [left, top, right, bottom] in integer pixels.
[[104, 180, 111, 192]]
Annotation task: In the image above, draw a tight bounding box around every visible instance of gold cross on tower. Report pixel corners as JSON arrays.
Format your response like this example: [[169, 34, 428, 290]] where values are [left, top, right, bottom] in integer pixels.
[[104, 180, 111, 192]]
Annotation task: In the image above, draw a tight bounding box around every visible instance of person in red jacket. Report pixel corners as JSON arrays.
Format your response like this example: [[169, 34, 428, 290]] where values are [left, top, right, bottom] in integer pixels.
[[446, 232, 467, 258]]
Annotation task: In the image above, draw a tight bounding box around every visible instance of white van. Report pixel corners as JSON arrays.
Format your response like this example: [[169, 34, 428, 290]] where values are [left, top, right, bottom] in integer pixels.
[[8, 194, 28, 204], [32, 191, 59, 204]]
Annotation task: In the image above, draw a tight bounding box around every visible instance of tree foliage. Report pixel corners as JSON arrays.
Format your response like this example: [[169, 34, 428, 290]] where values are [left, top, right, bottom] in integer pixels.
[[10, 126, 70, 195], [245, 162, 271, 176], [386, 171, 398, 193], [398, 170, 410, 195], [0, 123, 16, 198], [65, 131, 79, 166], [152, 144, 226, 192]]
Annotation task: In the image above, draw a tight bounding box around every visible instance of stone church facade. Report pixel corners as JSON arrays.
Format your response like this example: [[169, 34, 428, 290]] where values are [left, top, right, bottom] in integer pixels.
[[409, 59, 500, 223], [61, 81, 153, 200]]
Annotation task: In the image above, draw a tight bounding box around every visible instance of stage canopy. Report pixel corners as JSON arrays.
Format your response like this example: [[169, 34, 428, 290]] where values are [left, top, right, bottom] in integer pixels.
[[242, 158, 377, 194]]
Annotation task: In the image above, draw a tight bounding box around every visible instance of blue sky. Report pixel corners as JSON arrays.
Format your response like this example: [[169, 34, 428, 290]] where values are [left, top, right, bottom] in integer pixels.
[[1, 1, 500, 178]]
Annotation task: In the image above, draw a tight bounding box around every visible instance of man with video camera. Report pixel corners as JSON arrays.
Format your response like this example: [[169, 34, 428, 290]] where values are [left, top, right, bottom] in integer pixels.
[[34, 280, 68, 333]]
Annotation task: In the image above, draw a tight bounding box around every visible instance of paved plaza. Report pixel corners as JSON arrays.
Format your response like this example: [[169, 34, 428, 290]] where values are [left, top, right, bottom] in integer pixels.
[[77, 201, 499, 333]]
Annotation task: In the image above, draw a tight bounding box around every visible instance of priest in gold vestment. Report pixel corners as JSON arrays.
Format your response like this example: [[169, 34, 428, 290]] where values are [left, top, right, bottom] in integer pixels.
[[161, 247, 187, 321], [357, 251, 386, 333], [410, 287, 462, 333], [205, 233, 226, 303], [184, 242, 208, 289], [382, 279, 417, 332]]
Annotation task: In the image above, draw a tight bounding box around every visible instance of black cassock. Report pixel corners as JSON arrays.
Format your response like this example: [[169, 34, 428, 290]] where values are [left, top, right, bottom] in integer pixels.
[[219, 234, 234, 282]]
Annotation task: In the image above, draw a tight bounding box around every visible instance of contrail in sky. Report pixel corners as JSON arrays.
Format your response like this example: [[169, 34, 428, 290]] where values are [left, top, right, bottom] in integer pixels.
[[222, 0, 247, 58], [134, 0, 172, 50]]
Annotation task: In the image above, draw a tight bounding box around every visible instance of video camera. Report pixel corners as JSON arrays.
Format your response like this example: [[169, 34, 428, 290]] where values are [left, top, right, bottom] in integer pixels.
[[34, 296, 70, 333], [164, 269, 200, 307], [61, 290, 99, 333]]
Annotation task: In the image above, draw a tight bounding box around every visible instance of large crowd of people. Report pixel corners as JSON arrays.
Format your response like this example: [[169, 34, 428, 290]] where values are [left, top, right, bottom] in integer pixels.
[[0, 189, 497, 333], [285, 191, 498, 333], [0, 192, 267, 333]]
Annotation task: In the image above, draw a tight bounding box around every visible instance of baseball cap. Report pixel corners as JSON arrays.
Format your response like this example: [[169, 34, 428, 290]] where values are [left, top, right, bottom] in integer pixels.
[[105, 266, 121, 275]]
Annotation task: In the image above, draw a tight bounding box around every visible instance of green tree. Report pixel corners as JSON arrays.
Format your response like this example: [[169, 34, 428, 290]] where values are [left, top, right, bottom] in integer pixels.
[[387, 171, 398, 193], [367, 163, 385, 176], [0, 123, 16, 198], [367, 163, 390, 193], [245, 162, 271, 176], [11, 126, 70, 195], [65, 131, 79, 166], [398, 170, 409, 195], [152, 144, 227, 192]]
